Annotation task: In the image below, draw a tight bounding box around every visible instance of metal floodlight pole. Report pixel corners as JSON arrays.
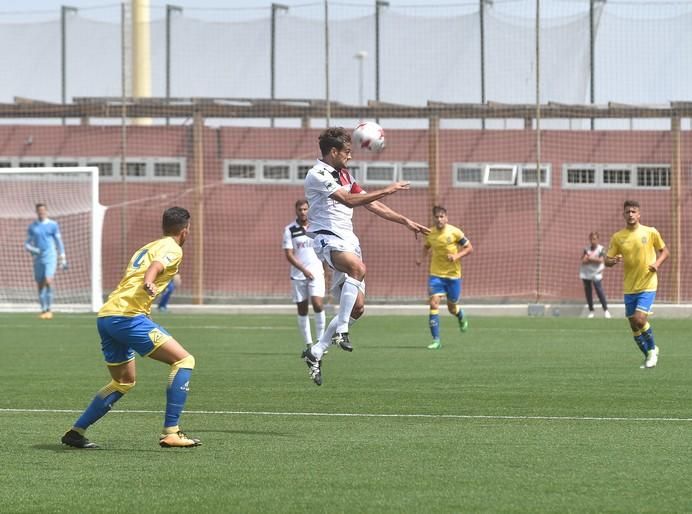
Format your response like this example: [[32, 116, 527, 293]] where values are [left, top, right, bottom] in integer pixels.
[[270, 3, 289, 127], [375, 0, 388, 122], [534, 0, 542, 304], [589, 0, 606, 130], [479, 0, 491, 129], [324, 0, 330, 126], [166, 5, 183, 125], [61, 6, 78, 125], [354, 50, 367, 107]]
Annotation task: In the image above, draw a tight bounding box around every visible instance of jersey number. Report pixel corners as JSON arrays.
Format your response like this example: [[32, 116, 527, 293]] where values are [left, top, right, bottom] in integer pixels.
[[132, 249, 148, 269]]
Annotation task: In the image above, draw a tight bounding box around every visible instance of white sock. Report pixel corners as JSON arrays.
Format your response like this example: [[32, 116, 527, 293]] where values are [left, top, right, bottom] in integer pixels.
[[297, 314, 312, 345], [312, 317, 338, 359], [337, 276, 361, 333], [314, 310, 326, 342], [311, 316, 358, 360]]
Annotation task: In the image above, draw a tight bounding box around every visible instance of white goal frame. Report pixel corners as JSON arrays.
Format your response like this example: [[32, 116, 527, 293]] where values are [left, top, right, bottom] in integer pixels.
[[0, 167, 103, 312]]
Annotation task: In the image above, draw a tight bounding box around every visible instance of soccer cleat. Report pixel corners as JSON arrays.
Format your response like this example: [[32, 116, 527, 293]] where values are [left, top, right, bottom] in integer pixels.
[[159, 430, 202, 448], [427, 340, 441, 350], [458, 317, 469, 332], [39, 311, 53, 320], [604, 310, 612, 319], [302, 348, 322, 386], [644, 346, 659, 369], [587, 312, 595, 319], [61, 429, 99, 449], [332, 332, 353, 352]]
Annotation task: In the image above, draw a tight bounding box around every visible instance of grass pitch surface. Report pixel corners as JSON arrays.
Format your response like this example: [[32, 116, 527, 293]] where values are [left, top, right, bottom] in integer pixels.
[[2, 313, 692, 513]]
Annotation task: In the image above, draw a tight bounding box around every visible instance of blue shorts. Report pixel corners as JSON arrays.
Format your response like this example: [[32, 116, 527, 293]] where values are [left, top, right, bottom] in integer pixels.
[[34, 256, 57, 282], [624, 291, 656, 318], [428, 276, 462, 303], [97, 315, 173, 366]]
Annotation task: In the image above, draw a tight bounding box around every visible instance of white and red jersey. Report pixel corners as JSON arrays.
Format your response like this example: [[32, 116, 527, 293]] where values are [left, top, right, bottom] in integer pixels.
[[282, 220, 323, 281], [304, 159, 364, 241]]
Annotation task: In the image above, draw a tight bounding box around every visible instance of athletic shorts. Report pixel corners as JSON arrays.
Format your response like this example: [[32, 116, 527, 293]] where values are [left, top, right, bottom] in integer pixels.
[[291, 275, 326, 303], [428, 276, 462, 303], [624, 291, 656, 318], [97, 315, 173, 366], [33, 255, 57, 282], [312, 233, 366, 295]]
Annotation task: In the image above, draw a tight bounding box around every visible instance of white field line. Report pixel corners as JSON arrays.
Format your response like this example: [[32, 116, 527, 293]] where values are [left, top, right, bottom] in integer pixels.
[[1, 407, 691, 422]]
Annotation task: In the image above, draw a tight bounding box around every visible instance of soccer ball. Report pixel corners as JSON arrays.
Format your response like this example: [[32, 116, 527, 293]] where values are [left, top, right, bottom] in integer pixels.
[[352, 121, 385, 153]]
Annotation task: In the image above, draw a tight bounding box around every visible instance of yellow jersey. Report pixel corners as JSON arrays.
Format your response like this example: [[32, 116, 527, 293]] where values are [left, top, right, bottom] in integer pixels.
[[607, 224, 665, 294], [425, 224, 469, 279], [99, 236, 183, 317]]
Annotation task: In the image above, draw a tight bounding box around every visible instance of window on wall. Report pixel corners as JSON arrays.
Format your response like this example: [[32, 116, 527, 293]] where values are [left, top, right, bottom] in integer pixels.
[[364, 164, 396, 184], [0, 158, 186, 181], [518, 165, 550, 187], [262, 163, 291, 181], [484, 165, 517, 185], [636, 166, 670, 187], [226, 162, 257, 181], [125, 162, 147, 177], [454, 165, 483, 186], [563, 164, 670, 189], [154, 162, 182, 178], [401, 163, 429, 184]]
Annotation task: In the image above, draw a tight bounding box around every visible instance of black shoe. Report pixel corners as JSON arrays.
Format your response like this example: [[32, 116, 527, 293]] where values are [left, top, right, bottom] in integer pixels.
[[61, 429, 99, 449], [332, 332, 352, 352], [301, 348, 322, 386]]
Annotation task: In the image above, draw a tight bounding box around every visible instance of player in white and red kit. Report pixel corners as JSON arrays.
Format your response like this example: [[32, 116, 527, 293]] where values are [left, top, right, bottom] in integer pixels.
[[301, 127, 429, 385], [282, 199, 326, 348]]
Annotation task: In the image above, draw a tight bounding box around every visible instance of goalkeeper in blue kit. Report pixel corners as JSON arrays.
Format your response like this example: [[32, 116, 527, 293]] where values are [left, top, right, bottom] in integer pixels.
[[25, 203, 67, 319]]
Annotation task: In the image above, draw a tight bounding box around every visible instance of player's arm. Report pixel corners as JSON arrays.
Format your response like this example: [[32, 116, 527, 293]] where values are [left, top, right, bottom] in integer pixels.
[[330, 181, 411, 208], [24, 232, 40, 256], [143, 261, 165, 297], [649, 246, 670, 272], [363, 200, 430, 235], [416, 244, 431, 266], [54, 224, 67, 269], [450, 240, 473, 261], [604, 238, 621, 267], [284, 249, 314, 280]]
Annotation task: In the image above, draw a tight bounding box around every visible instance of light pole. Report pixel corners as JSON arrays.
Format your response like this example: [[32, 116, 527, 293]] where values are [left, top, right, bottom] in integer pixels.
[[165, 5, 182, 125], [271, 3, 289, 127], [354, 50, 367, 106], [61, 5, 77, 125]]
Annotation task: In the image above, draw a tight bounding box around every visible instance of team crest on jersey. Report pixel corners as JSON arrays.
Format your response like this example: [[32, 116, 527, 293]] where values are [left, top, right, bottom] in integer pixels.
[[641, 236, 648, 244]]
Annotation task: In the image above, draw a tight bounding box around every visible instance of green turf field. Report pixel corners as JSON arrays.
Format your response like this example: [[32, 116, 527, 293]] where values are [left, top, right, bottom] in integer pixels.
[[2, 313, 692, 513]]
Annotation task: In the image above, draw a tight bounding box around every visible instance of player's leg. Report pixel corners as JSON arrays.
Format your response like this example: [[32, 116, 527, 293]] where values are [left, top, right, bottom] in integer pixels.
[[62, 318, 137, 449], [330, 249, 365, 340], [427, 286, 442, 349], [634, 292, 658, 368], [41, 256, 57, 317], [293, 279, 312, 347], [34, 260, 48, 317], [445, 278, 467, 333], [593, 279, 610, 317], [309, 273, 327, 342], [583, 279, 595, 317], [149, 338, 200, 447]]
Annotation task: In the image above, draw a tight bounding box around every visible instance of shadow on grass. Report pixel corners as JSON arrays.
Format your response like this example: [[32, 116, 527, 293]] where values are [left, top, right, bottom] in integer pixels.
[[34, 444, 163, 453], [192, 429, 292, 437]]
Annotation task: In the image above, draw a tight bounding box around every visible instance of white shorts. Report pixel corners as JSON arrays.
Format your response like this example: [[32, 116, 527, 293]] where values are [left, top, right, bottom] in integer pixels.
[[291, 275, 326, 303], [312, 233, 366, 295]]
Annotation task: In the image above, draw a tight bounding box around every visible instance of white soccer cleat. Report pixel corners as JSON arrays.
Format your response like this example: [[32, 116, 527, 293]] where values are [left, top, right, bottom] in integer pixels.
[[604, 310, 612, 319], [587, 312, 595, 319], [644, 346, 659, 369]]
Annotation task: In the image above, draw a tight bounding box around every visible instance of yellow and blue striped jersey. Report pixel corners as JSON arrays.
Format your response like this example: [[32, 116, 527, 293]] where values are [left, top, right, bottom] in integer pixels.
[[425, 224, 468, 279], [607, 224, 665, 294], [99, 237, 182, 317]]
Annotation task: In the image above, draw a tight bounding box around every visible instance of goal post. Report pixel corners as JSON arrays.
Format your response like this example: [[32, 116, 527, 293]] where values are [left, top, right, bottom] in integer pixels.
[[0, 167, 104, 312]]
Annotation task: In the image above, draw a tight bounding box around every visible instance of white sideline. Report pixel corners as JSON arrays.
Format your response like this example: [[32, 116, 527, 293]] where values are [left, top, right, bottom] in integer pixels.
[[1, 407, 691, 423]]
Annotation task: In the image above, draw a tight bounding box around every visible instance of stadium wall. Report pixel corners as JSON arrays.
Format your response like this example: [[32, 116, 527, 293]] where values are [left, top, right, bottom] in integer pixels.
[[0, 125, 688, 303]]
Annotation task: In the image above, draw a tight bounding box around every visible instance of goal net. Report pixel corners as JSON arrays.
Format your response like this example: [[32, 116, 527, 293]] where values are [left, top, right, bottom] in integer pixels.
[[0, 167, 104, 312]]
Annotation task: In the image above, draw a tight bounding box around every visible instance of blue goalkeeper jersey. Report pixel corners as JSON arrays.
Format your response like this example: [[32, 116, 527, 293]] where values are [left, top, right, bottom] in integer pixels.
[[25, 219, 65, 259]]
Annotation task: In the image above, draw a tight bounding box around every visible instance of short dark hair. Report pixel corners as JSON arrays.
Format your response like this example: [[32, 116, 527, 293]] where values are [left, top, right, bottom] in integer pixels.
[[432, 205, 447, 216], [319, 127, 350, 156], [35, 203, 46, 210], [295, 198, 308, 209], [589, 231, 599, 239], [623, 200, 640, 210], [162, 207, 191, 235]]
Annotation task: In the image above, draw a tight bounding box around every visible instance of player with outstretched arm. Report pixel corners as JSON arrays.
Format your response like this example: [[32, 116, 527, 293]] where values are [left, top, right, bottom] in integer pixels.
[[301, 127, 429, 385]]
